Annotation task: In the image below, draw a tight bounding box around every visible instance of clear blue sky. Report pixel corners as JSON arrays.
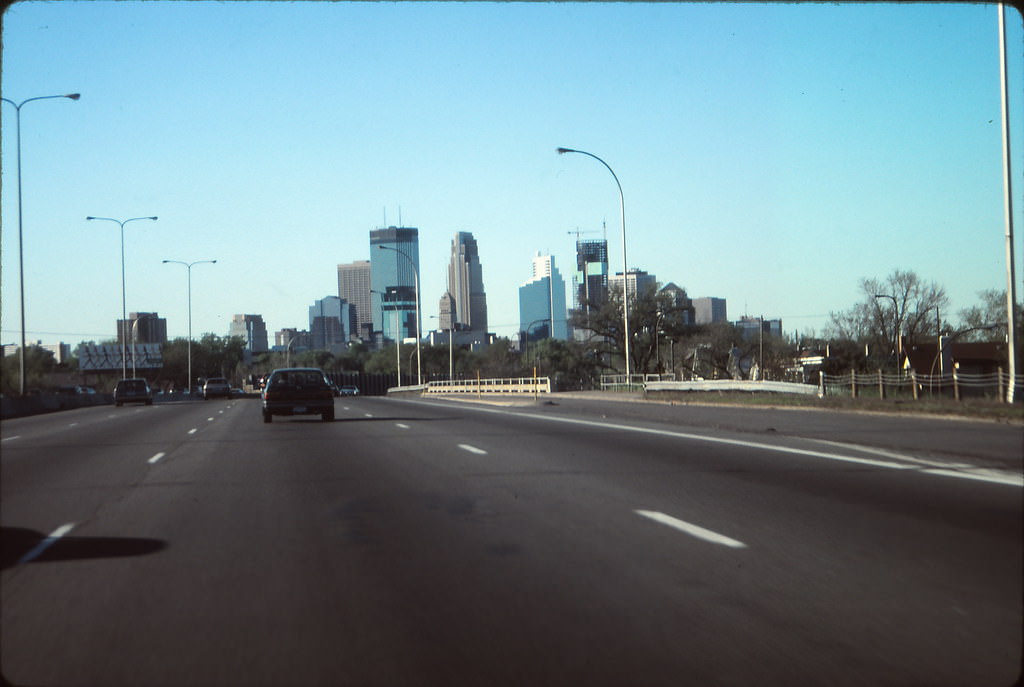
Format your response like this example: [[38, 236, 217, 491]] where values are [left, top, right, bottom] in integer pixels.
[[3, 1, 1022, 346]]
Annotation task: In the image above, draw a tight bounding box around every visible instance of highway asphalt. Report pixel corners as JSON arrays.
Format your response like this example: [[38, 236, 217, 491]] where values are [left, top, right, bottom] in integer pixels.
[[2, 395, 1021, 686]]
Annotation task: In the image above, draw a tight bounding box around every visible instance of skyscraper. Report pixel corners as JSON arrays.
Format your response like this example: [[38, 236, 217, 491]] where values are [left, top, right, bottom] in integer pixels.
[[228, 314, 269, 353], [519, 253, 568, 341], [693, 297, 728, 324], [337, 260, 372, 340], [573, 239, 608, 313], [309, 296, 349, 352], [438, 292, 456, 331], [446, 231, 488, 333], [370, 226, 420, 342]]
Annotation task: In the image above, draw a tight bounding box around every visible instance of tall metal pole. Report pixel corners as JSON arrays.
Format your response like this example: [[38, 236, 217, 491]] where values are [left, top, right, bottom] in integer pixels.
[[87, 216, 158, 378], [1, 93, 80, 395], [371, 288, 400, 385], [164, 260, 216, 393], [999, 3, 1018, 403], [557, 148, 630, 384]]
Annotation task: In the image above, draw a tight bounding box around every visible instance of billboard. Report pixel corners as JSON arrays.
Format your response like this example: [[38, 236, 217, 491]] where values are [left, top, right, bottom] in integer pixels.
[[77, 344, 163, 372]]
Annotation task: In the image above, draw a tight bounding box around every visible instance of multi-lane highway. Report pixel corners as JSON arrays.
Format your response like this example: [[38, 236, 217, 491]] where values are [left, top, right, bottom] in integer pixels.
[[2, 395, 1021, 686]]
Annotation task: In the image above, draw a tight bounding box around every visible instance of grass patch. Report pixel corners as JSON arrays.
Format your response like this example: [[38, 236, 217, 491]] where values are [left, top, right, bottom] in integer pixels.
[[645, 390, 1024, 422]]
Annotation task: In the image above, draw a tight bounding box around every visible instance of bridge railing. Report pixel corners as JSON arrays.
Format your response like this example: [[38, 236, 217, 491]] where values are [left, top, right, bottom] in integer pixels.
[[423, 377, 551, 395]]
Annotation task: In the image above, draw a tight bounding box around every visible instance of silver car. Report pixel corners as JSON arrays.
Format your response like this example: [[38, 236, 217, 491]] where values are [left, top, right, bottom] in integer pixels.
[[202, 377, 232, 400]]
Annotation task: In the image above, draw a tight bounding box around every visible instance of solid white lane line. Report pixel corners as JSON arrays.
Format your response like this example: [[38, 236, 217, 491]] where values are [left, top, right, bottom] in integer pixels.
[[18, 523, 76, 564], [396, 423, 410, 429], [408, 401, 1021, 488], [148, 452, 166, 464], [1, 436, 20, 442], [922, 468, 1023, 487], [459, 444, 488, 455], [635, 510, 747, 549], [188, 428, 198, 435]]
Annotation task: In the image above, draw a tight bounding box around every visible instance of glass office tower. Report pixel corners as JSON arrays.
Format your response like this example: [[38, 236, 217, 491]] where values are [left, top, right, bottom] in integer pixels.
[[370, 227, 420, 342]]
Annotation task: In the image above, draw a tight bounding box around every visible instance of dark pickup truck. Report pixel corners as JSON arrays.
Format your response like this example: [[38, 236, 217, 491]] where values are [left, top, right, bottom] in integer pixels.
[[261, 368, 335, 423]]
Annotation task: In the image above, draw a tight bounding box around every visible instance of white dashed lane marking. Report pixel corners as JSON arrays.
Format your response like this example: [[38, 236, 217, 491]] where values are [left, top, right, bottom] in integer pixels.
[[18, 523, 76, 565], [635, 510, 747, 549]]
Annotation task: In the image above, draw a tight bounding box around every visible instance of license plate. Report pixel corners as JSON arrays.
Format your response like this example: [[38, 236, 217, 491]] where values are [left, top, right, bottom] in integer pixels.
[[294, 406, 306, 413]]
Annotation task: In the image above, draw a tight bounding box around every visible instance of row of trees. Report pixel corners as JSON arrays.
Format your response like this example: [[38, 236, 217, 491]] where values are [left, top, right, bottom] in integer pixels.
[[825, 270, 1021, 371], [3, 269, 1017, 395]]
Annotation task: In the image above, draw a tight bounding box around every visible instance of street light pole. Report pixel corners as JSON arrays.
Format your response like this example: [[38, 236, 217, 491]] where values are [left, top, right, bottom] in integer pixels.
[[557, 147, 630, 384], [371, 289, 401, 384], [378, 245, 421, 385], [998, 3, 1019, 403], [163, 259, 216, 393], [1, 93, 80, 395], [87, 215, 158, 378]]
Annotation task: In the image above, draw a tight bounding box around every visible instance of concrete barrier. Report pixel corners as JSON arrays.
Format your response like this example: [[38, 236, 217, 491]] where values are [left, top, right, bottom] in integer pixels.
[[1, 393, 114, 420]]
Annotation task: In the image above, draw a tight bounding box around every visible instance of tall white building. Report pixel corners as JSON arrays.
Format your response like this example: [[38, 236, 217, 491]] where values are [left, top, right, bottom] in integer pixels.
[[519, 253, 568, 341]]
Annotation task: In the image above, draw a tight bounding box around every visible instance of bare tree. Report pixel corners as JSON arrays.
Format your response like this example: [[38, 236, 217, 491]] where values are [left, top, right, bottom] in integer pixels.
[[570, 283, 694, 374], [827, 270, 949, 363], [957, 289, 1024, 342]]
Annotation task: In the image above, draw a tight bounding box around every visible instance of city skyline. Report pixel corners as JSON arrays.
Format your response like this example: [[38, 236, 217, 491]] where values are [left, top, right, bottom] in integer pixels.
[[2, 2, 1021, 347]]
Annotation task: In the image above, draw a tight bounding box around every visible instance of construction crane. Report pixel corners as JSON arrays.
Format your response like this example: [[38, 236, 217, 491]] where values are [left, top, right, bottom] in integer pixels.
[[567, 228, 601, 241]]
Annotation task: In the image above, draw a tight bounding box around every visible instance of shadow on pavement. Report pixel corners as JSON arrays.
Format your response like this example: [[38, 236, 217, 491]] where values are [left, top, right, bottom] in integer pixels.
[[1, 527, 167, 570]]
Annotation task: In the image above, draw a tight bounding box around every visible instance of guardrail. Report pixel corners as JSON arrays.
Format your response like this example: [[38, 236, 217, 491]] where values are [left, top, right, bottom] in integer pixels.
[[423, 377, 551, 395], [645, 380, 818, 396], [601, 374, 673, 391]]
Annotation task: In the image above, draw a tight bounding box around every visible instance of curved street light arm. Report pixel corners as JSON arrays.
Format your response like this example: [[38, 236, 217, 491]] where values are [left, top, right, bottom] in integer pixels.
[[87, 215, 159, 378], [557, 146, 631, 382], [162, 258, 216, 391]]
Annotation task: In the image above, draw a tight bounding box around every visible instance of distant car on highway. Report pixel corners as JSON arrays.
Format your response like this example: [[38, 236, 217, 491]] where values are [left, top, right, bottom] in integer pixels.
[[338, 385, 360, 396], [113, 378, 153, 407], [261, 368, 335, 423], [203, 377, 232, 400]]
